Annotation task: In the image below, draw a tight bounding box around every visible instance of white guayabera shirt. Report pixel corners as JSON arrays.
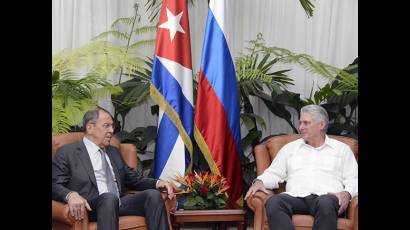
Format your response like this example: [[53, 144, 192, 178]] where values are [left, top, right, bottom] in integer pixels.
[[257, 135, 358, 198]]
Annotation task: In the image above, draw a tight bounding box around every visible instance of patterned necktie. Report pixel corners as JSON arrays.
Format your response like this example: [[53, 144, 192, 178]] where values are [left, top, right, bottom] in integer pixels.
[[99, 148, 120, 204]]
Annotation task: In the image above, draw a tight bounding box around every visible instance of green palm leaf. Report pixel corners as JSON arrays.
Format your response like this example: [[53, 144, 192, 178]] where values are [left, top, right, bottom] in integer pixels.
[[133, 26, 157, 35], [53, 3, 157, 134], [91, 31, 130, 41], [111, 17, 135, 28], [261, 42, 357, 93], [128, 40, 156, 50], [299, 0, 315, 18]]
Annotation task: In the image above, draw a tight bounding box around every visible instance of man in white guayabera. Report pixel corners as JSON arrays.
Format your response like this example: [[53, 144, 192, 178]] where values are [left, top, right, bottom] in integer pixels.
[[245, 104, 358, 230]]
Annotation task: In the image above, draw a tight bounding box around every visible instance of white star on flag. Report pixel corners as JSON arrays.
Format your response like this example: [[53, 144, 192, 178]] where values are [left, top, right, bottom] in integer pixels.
[[159, 7, 185, 42]]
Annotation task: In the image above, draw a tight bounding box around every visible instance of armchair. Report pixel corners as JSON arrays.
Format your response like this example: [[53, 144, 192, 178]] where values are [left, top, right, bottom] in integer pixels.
[[246, 134, 358, 230], [52, 132, 176, 230]]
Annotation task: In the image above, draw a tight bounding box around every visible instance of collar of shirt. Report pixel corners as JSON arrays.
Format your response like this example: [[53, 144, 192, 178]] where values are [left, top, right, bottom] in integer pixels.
[[83, 136, 118, 195], [83, 136, 101, 156], [299, 135, 336, 151]]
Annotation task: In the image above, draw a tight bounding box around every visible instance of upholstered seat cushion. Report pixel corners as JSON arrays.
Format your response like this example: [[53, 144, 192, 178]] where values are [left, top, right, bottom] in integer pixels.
[[292, 215, 353, 230], [88, 216, 147, 230]]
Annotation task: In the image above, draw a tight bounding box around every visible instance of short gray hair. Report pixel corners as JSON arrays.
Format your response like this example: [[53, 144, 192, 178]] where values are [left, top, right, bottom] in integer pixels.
[[82, 107, 112, 133], [300, 104, 329, 131]]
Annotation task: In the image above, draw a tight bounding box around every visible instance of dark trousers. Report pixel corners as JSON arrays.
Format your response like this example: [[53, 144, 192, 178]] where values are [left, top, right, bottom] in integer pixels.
[[88, 189, 169, 230], [265, 193, 339, 230]]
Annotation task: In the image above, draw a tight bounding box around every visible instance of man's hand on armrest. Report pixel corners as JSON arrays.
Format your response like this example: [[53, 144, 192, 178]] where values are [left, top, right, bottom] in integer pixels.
[[244, 179, 270, 200], [156, 180, 175, 200], [328, 191, 351, 215], [66, 192, 92, 221]]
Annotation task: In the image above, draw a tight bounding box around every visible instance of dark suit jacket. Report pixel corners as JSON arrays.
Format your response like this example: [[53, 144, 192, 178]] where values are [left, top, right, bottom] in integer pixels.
[[52, 140, 157, 202]]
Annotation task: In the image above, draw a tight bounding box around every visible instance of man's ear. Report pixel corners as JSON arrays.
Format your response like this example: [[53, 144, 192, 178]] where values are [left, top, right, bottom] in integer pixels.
[[319, 121, 326, 131]]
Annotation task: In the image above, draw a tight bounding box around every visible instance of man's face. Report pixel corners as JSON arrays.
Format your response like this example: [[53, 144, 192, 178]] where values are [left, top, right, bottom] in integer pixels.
[[87, 111, 114, 148], [298, 112, 325, 142]]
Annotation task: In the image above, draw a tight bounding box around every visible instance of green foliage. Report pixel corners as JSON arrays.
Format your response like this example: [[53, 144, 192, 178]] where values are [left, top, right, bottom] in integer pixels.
[[89, 4, 156, 131], [111, 58, 154, 130], [52, 3, 157, 135], [115, 125, 157, 177], [269, 58, 359, 138], [91, 3, 156, 84], [235, 34, 296, 151], [243, 33, 358, 135], [236, 34, 358, 194], [51, 52, 123, 134], [86, 5, 159, 175], [115, 126, 157, 153], [236, 53, 293, 97], [304, 84, 335, 105], [259, 42, 357, 93], [242, 151, 256, 199], [318, 58, 358, 138], [176, 171, 229, 210], [299, 0, 315, 17], [145, 0, 195, 23], [240, 113, 266, 131], [236, 37, 296, 150], [144, 0, 315, 22], [91, 25, 156, 50], [234, 34, 297, 194]]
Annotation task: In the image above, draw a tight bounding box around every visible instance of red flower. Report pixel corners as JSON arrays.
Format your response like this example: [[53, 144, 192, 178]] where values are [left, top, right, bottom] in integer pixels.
[[200, 186, 209, 196], [187, 173, 195, 182], [174, 170, 229, 209]]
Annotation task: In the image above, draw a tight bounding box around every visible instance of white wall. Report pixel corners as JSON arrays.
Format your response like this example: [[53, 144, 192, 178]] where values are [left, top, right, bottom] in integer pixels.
[[52, 0, 358, 143]]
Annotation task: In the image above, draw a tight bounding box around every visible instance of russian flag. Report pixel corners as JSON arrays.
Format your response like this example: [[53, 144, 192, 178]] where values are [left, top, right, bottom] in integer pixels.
[[194, 0, 244, 208], [150, 0, 194, 182]]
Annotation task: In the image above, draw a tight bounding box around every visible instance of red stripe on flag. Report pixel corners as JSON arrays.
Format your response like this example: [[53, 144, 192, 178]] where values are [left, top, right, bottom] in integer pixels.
[[195, 71, 243, 208], [154, 0, 192, 69]]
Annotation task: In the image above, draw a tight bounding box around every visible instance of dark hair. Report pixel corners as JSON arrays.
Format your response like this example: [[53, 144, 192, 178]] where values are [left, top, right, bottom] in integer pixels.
[[82, 107, 113, 133]]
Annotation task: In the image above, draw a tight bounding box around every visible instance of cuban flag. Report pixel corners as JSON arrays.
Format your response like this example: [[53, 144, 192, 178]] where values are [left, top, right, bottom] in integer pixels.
[[150, 0, 193, 182], [194, 0, 244, 208]]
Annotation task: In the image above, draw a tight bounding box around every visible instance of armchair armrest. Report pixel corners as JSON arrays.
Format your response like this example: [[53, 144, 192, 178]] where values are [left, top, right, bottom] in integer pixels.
[[160, 191, 177, 229], [52, 192, 176, 230], [347, 196, 358, 230], [254, 144, 271, 175], [52, 200, 89, 229], [161, 191, 177, 212], [246, 190, 274, 211], [119, 143, 138, 170], [347, 196, 358, 220], [246, 190, 274, 230]]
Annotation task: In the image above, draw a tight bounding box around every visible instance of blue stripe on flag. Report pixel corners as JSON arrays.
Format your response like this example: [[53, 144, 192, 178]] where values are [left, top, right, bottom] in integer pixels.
[[153, 114, 178, 178], [151, 57, 194, 135], [199, 10, 242, 157]]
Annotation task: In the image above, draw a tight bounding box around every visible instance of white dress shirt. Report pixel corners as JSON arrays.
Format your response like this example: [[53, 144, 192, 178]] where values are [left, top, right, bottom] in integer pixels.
[[257, 135, 358, 198], [83, 137, 119, 195]]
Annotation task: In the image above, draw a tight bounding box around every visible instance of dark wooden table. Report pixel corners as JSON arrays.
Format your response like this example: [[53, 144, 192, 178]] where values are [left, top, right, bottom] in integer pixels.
[[171, 209, 246, 230]]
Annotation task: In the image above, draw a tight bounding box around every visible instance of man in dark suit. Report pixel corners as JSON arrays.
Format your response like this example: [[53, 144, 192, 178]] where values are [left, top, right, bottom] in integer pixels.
[[52, 107, 175, 230]]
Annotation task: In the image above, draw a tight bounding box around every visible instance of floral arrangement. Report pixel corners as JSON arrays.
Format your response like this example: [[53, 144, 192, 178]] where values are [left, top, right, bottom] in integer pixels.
[[174, 171, 230, 210]]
